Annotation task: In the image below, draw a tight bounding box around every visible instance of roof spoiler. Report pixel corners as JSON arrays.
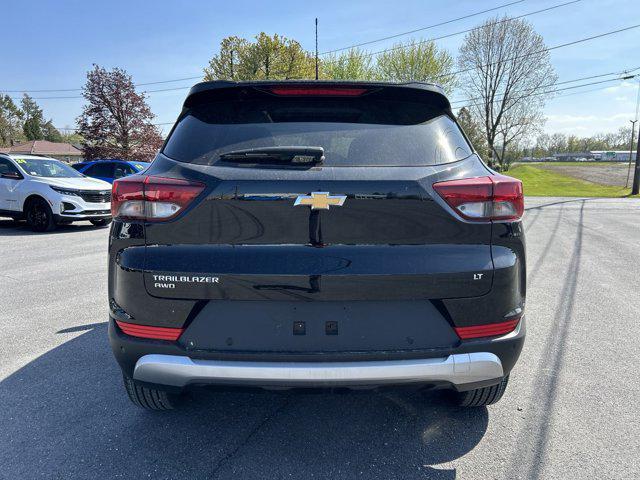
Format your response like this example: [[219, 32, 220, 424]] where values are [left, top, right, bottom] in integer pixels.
[[182, 80, 451, 110]]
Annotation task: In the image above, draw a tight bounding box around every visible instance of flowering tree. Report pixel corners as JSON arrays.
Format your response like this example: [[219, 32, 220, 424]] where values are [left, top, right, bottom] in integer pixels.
[[77, 65, 163, 161]]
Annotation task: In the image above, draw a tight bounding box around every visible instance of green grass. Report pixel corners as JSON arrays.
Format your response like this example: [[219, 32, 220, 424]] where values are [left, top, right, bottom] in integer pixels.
[[506, 165, 637, 197]]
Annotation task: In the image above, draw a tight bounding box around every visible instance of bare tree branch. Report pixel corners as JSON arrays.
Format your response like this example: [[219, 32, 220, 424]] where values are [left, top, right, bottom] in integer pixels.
[[458, 15, 557, 169]]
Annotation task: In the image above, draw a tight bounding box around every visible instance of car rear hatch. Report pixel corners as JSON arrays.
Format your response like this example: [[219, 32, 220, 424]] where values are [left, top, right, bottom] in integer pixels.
[[130, 82, 497, 353]]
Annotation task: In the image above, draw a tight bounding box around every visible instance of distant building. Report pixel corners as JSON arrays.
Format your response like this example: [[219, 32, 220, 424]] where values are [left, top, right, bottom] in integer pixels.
[[0, 140, 82, 163], [589, 151, 635, 161], [519, 150, 633, 162], [552, 152, 596, 161]]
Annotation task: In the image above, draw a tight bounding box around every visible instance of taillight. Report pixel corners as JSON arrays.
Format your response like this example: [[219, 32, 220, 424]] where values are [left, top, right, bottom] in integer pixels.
[[454, 317, 520, 340], [116, 320, 183, 341], [267, 86, 369, 96], [111, 175, 205, 221], [432, 175, 523, 221]]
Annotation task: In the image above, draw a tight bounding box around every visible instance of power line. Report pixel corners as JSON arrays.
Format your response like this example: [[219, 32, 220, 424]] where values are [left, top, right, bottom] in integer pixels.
[[56, 121, 175, 132], [20, 23, 639, 102], [55, 75, 636, 131], [134, 76, 202, 87], [320, 0, 527, 55], [449, 66, 640, 105], [359, 0, 583, 59], [460, 75, 637, 110], [0, 0, 577, 94], [141, 85, 193, 94], [1, 75, 202, 94], [439, 24, 640, 80], [6, 83, 195, 100], [549, 83, 629, 100]]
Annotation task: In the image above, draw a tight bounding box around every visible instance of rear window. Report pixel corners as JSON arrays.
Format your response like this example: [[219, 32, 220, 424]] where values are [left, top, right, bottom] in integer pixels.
[[163, 91, 472, 167]]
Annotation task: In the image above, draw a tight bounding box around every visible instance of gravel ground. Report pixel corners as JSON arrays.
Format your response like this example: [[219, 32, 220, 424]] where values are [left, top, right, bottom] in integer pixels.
[[1, 197, 639, 479], [538, 163, 632, 186]]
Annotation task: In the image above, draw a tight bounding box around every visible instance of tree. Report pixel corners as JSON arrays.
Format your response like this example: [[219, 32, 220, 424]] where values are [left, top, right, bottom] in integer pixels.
[[16, 94, 62, 143], [0, 95, 24, 147], [21, 94, 45, 140], [534, 133, 551, 157], [549, 133, 568, 153], [204, 33, 315, 81], [458, 16, 557, 170], [42, 120, 63, 142], [204, 34, 460, 90], [203, 36, 248, 81], [533, 127, 636, 157], [376, 40, 456, 92], [321, 49, 377, 80], [76, 65, 163, 162], [60, 130, 84, 145], [614, 126, 633, 149], [457, 107, 487, 158]]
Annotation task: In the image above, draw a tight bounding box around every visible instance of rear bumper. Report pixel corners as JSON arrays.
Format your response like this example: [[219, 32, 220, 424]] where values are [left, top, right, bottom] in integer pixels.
[[132, 352, 503, 390], [109, 316, 525, 391]]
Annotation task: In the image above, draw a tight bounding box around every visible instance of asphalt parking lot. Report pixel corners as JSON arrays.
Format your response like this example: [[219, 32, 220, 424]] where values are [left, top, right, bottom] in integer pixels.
[[1, 197, 639, 479]]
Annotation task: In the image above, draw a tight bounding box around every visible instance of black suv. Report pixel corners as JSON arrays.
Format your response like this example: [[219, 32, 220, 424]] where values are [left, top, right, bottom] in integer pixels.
[[108, 81, 525, 410]]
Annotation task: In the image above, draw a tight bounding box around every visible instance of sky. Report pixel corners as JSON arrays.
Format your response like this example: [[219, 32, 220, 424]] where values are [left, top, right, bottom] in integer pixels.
[[3, 0, 639, 139]]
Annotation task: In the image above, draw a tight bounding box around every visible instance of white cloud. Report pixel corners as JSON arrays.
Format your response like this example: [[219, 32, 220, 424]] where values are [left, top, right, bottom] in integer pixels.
[[604, 80, 638, 95], [544, 112, 635, 135], [546, 113, 632, 124]]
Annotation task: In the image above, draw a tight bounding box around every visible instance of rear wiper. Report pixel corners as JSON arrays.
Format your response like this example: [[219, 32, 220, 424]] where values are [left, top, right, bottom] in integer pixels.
[[219, 146, 324, 165]]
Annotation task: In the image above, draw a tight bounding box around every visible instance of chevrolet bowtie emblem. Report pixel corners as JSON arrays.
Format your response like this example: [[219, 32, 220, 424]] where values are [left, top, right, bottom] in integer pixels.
[[294, 192, 346, 210]]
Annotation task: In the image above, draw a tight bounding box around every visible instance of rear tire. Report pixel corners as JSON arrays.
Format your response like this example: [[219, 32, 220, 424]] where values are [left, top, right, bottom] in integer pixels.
[[90, 218, 112, 227], [455, 375, 509, 407], [25, 198, 55, 232], [123, 374, 179, 410]]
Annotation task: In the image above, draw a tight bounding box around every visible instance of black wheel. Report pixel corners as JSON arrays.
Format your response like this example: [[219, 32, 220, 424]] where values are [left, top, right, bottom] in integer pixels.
[[454, 375, 509, 407], [90, 218, 112, 227], [25, 198, 55, 232], [123, 374, 179, 410]]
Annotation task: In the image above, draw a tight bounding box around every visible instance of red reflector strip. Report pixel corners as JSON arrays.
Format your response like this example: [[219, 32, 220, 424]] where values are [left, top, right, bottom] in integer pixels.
[[116, 320, 184, 341], [454, 319, 520, 340], [268, 87, 369, 96]]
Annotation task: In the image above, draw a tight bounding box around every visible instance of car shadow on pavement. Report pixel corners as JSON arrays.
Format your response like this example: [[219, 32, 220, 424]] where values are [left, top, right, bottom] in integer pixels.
[[0, 219, 106, 236], [507, 201, 586, 479], [524, 197, 602, 211], [0, 323, 488, 479]]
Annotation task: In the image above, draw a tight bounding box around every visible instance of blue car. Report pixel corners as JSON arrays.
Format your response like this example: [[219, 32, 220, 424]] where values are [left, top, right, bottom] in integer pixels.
[[72, 159, 150, 183]]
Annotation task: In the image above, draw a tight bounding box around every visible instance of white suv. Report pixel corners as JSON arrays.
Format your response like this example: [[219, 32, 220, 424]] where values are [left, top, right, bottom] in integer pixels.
[[0, 154, 112, 231]]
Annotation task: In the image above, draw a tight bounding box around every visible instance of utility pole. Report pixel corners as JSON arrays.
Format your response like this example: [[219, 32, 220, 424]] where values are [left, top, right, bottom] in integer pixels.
[[632, 126, 640, 194], [632, 78, 640, 195], [315, 18, 319, 80], [625, 119, 637, 188]]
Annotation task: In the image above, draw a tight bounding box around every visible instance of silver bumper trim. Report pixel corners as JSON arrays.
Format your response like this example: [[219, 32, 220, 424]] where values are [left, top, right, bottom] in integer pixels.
[[58, 214, 111, 219], [133, 352, 504, 388]]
